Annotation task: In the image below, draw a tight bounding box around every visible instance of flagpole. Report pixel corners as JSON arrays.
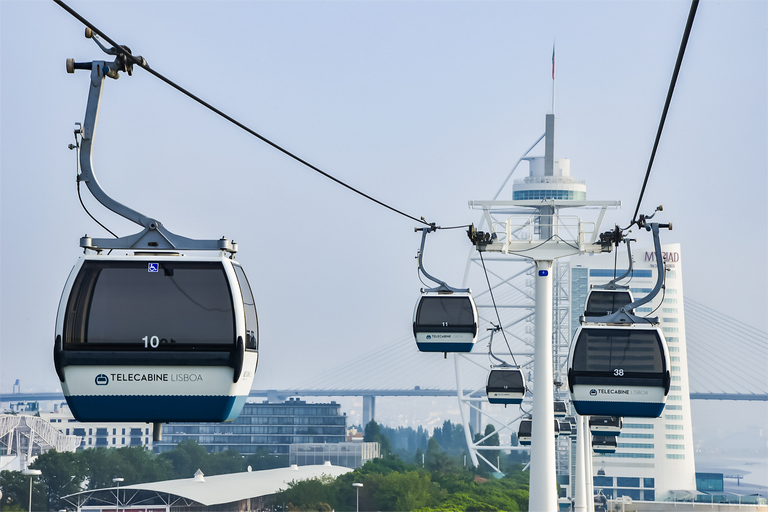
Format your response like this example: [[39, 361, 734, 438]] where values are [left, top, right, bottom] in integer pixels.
[[551, 42, 556, 114]]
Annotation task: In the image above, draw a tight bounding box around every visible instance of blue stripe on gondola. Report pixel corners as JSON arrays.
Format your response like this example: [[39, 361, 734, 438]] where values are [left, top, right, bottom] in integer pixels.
[[65, 395, 247, 422], [488, 397, 524, 405], [572, 400, 665, 418], [416, 342, 475, 352]]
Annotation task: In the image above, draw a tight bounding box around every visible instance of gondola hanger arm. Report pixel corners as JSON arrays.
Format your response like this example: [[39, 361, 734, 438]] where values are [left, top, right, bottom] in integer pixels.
[[68, 29, 235, 254]]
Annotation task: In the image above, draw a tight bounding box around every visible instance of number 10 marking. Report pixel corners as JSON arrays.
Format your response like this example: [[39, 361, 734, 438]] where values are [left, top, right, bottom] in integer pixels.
[[143, 335, 160, 349]]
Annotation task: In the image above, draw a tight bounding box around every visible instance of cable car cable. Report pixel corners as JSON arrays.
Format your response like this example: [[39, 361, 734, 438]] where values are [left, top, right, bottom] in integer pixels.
[[478, 250, 518, 367], [630, 0, 699, 226], [53, 0, 443, 230]]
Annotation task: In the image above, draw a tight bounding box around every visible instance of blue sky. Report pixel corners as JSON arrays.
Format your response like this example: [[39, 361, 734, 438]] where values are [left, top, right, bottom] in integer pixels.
[[1, 0, 766, 442]]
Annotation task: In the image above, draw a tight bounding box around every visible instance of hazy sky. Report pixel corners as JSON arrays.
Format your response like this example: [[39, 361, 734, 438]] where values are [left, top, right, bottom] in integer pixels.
[[1, 0, 766, 425]]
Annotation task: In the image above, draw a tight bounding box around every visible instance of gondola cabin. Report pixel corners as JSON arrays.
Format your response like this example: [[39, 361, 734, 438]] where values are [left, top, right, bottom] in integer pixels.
[[568, 323, 670, 417], [592, 435, 617, 454], [413, 291, 478, 352], [584, 289, 634, 317], [486, 367, 526, 405], [53, 253, 259, 423], [589, 416, 622, 437], [566, 417, 578, 439], [517, 419, 532, 446], [558, 421, 573, 437], [554, 400, 567, 418]]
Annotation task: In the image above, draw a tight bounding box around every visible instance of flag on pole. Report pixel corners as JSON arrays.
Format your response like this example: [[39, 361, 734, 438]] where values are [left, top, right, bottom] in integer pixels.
[[552, 44, 556, 80]]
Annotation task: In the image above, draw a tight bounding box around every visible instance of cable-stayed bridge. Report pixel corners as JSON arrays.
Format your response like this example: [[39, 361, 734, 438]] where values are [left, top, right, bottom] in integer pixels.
[[5, 298, 764, 420]]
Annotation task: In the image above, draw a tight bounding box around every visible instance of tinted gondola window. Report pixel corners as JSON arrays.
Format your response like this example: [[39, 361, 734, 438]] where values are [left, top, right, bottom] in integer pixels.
[[572, 328, 664, 374], [233, 265, 259, 350], [488, 370, 524, 389], [584, 291, 633, 317], [416, 297, 475, 326], [65, 261, 234, 348]]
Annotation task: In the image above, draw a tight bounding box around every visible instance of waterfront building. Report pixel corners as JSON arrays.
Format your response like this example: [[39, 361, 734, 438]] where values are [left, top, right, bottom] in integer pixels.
[[570, 243, 697, 500], [39, 410, 153, 450], [289, 442, 380, 468], [153, 398, 347, 455]]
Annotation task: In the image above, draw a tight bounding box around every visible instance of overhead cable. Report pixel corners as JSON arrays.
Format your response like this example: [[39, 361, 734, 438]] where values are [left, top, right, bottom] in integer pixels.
[[631, 0, 699, 225], [53, 0, 434, 228]]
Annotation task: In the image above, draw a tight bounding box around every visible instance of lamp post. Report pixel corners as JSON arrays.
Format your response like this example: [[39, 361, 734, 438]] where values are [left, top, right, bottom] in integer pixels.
[[22, 469, 41, 512], [352, 482, 363, 512], [112, 477, 124, 512]]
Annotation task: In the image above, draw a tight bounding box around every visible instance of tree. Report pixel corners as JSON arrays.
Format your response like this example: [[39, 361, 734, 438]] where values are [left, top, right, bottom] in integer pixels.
[[31, 449, 87, 511], [158, 439, 210, 479], [424, 438, 455, 473], [0, 470, 46, 512], [371, 471, 438, 510], [363, 420, 393, 458]]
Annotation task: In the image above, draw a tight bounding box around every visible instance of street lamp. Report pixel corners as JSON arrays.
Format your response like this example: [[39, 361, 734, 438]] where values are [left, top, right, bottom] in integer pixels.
[[22, 469, 41, 512], [112, 477, 124, 512], [352, 482, 363, 512]]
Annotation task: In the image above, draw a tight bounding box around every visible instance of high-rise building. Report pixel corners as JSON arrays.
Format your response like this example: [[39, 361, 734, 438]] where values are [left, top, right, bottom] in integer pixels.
[[570, 243, 697, 500]]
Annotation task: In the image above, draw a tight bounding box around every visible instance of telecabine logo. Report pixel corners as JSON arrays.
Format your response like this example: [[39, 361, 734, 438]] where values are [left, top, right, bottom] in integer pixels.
[[95, 374, 109, 386], [426, 335, 432, 340], [589, 389, 598, 396]]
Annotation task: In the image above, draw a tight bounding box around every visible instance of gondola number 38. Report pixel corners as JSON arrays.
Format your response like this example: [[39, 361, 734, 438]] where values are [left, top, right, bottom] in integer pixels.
[[614, 368, 624, 376]]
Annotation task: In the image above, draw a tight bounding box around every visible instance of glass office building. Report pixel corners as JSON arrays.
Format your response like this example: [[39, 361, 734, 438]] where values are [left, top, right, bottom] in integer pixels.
[[153, 398, 347, 455], [571, 243, 697, 500]]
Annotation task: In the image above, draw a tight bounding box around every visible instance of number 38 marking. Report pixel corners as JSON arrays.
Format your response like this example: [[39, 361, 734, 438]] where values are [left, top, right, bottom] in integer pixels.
[[614, 368, 624, 376]]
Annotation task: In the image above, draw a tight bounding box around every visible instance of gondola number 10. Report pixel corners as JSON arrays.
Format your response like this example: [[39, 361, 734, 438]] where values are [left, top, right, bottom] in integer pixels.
[[143, 335, 161, 349]]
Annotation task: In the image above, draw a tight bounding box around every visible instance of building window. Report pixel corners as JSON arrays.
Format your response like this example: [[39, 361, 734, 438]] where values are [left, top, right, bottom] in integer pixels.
[[662, 307, 678, 313], [671, 376, 681, 381], [667, 336, 679, 342], [623, 423, 654, 429], [667, 454, 685, 459], [665, 414, 683, 420], [667, 405, 682, 410], [666, 434, 684, 440], [616, 488, 642, 500], [616, 477, 640, 488], [669, 346, 680, 352], [644, 478, 655, 488], [644, 490, 655, 501], [664, 298, 677, 304], [666, 289, 677, 294], [618, 443, 654, 449], [619, 433, 654, 439], [671, 356, 680, 362], [593, 476, 613, 486], [666, 424, 684, 430], [666, 444, 685, 450], [662, 327, 679, 333], [603, 453, 654, 459], [636, 307, 653, 313], [663, 317, 678, 323], [670, 385, 681, 391], [669, 395, 682, 401], [671, 366, 681, 372]]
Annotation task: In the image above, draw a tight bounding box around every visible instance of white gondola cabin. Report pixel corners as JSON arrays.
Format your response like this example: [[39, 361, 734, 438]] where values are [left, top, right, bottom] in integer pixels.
[[413, 291, 478, 352], [568, 323, 670, 417], [54, 253, 259, 423], [589, 416, 623, 437], [486, 367, 526, 405]]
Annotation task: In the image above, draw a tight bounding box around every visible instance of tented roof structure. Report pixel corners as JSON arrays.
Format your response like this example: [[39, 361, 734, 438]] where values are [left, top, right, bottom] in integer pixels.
[[63, 463, 353, 510]]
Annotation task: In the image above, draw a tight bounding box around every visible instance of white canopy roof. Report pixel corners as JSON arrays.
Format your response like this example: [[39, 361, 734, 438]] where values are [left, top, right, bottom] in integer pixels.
[[64, 463, 353, 507]]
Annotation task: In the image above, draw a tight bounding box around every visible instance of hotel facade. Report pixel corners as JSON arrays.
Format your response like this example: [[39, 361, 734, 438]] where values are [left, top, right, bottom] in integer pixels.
[[570, 242, 696, 500]]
